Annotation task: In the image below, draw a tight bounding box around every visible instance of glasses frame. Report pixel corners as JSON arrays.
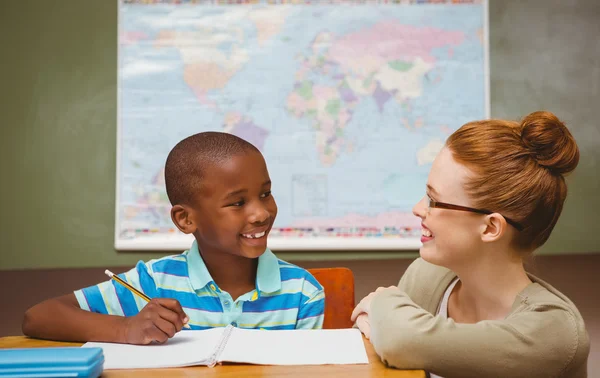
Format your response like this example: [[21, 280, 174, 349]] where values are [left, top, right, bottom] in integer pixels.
[[427, 196, 524, 231]]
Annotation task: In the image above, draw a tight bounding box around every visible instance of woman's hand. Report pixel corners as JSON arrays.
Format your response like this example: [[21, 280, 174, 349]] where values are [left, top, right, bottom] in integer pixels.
[[351, 286, 398, 338], [354, 313, 372, 339]]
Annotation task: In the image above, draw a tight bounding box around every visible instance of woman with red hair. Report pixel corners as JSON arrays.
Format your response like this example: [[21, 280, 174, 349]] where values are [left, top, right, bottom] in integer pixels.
[[352, 111, 590, 378]]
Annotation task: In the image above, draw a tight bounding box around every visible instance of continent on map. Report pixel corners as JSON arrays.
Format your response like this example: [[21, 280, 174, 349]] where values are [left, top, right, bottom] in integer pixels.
[[223, 112, 270, 151], [417, 139, 445, 166], [287, 21, 465, 165], [152, 8, 289, 107], [153, 28, 248, 106]]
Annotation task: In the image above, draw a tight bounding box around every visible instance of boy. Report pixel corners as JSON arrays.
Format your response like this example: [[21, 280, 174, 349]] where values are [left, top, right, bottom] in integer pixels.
[[22, 132, 325, 344]]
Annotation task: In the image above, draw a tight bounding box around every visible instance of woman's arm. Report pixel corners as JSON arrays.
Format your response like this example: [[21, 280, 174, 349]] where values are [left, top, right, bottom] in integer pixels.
[[369, 289, 588, 378]]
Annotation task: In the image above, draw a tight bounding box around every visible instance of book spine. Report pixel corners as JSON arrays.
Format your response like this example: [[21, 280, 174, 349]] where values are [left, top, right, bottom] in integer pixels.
[[207, 324, 235, 368]]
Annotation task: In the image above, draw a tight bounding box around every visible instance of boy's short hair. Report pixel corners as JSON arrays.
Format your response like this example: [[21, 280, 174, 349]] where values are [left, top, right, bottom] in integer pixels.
[[164, 132, 259, 206]]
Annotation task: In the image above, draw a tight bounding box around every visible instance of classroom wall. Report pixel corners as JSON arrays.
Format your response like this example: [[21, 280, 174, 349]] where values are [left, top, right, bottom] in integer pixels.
[[0, 0, 599, 374], [1, 0, 599, 271]]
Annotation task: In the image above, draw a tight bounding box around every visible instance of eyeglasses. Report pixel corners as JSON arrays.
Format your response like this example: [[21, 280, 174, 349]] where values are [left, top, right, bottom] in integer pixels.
[[427, 196, 524, 231]]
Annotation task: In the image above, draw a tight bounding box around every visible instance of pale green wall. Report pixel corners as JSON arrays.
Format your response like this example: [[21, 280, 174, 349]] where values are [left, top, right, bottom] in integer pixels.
[[1, 0, 598, 270]]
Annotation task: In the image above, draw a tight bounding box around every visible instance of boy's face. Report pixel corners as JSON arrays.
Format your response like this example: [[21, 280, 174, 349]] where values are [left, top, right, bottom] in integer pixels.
[[189, 150, 278, 259]]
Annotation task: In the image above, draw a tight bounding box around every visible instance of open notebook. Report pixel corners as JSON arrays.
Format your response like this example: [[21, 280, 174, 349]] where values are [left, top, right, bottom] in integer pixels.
[[83, 326, 369, 369]]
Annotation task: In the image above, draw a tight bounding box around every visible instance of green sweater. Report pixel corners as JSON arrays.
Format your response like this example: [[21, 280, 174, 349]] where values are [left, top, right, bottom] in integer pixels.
[[369, 258, 590, 378]]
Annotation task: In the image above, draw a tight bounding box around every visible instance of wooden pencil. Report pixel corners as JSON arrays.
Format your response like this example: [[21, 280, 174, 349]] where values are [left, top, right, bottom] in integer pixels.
[[105, 269, 191, 329]]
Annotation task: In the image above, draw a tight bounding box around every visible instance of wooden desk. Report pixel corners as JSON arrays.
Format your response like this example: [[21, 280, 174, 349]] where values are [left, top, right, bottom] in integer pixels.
[[0, 336, 425, 377]]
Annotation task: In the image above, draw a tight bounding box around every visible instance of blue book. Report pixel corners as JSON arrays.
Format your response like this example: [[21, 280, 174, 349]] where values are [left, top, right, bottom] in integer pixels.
[[0, 347, 103, 378]]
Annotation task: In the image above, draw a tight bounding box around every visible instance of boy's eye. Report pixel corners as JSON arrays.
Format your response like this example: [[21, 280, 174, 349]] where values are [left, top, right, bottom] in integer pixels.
[[260, 191, 272, 199], [228, 200, 245, 207]]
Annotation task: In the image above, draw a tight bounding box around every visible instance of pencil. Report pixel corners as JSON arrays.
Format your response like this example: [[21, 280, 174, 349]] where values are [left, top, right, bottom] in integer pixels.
[[105, 269, 191, 329]]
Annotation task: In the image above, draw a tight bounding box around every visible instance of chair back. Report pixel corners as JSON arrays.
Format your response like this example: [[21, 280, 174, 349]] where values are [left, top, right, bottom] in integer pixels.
[[308, 267, 355, 329]]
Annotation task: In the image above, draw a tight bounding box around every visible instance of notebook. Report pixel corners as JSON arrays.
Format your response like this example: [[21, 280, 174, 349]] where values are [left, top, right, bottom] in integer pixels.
[[0, 347, 104, 378], [83, 326, 369, 369]]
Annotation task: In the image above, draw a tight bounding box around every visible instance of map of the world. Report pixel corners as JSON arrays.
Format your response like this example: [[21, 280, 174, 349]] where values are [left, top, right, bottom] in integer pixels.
[[116, 0, 488, 250]]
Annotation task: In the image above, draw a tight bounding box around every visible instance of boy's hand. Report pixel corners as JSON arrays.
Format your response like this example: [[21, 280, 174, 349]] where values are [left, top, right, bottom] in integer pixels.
[[122, 298, 189, 345]]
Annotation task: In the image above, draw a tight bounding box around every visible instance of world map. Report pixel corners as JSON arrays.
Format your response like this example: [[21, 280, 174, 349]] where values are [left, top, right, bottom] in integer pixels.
[[116, 0, 487, 250]]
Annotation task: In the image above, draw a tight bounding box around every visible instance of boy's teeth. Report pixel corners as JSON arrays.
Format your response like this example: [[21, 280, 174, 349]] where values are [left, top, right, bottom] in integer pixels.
[[422, 229, 432, 237], [242, 231, 266, 239]]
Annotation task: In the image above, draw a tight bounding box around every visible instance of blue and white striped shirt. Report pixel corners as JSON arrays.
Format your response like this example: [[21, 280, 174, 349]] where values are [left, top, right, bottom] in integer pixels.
[[74, 241, 325, 330]]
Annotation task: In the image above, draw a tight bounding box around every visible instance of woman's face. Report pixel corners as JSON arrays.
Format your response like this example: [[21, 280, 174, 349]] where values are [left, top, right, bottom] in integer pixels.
[[412, 147, 485, 269]]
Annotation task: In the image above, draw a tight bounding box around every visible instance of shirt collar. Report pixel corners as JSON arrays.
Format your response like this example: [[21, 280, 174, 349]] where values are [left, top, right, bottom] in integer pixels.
[[255, 248, 281, 294], [187, 240, 281, 294], [187, 240, 214, 291]]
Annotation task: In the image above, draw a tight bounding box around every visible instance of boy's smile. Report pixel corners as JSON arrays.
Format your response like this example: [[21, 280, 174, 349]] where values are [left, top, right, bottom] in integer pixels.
[[187, 150, 278, 259]]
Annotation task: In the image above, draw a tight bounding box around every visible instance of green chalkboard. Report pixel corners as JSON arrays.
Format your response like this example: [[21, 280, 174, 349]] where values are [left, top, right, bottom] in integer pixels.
[[0, 0, 598, 270], [489, 0, 600, 256]]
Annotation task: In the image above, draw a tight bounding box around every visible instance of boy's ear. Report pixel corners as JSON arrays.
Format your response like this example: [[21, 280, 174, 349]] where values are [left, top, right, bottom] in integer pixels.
[[171, 205, 197, 234], [480, 213, 506, 243]]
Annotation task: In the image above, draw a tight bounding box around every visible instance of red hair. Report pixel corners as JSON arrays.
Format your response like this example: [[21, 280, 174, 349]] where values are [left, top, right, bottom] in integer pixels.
[[446, 111, 579, 251]]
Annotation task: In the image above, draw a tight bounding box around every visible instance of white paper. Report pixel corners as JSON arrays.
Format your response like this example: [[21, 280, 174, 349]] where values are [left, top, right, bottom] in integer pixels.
[[220, 328, 369, 365], [82, 327, 225, 369], [83, 327, 369, 369]]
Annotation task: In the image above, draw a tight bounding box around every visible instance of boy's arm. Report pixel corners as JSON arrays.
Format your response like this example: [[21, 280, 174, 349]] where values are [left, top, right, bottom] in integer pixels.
[[295, 289, 325, 329], [22, 293, 129, 342], [22, 292, 189, 344], [22, 261, 189, 344]]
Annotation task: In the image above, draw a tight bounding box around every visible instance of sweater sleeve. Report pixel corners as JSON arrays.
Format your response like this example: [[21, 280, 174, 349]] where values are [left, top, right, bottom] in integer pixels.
[[397, 258, 456, 313], [369, 289, 587, 378]]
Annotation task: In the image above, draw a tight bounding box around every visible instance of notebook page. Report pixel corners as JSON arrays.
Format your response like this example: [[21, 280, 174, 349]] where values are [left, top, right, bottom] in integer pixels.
[[219, 328, 369, 365], [82, 327, 225, 369]]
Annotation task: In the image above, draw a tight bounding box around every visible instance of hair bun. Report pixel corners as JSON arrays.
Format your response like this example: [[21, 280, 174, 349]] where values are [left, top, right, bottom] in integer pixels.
[[519, 111, 579, 175]]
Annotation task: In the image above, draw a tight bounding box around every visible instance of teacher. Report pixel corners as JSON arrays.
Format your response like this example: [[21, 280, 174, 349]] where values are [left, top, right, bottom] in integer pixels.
[[352, 111, 590, 378]]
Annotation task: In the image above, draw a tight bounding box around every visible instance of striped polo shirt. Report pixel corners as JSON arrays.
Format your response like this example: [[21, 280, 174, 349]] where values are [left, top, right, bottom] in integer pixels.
[[74, 241, 325, 330]]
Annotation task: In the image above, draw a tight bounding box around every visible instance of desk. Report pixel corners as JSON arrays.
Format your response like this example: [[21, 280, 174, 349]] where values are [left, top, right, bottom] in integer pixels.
[[0, 336, 426, 377]]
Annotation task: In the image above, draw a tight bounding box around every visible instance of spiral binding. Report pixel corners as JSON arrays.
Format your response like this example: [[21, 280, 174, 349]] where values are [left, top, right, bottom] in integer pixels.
[[207, 324, 235, 368]]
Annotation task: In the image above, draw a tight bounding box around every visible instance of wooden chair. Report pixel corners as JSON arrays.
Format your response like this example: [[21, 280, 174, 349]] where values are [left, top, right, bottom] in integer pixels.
[[308, 267, 355, 329]]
